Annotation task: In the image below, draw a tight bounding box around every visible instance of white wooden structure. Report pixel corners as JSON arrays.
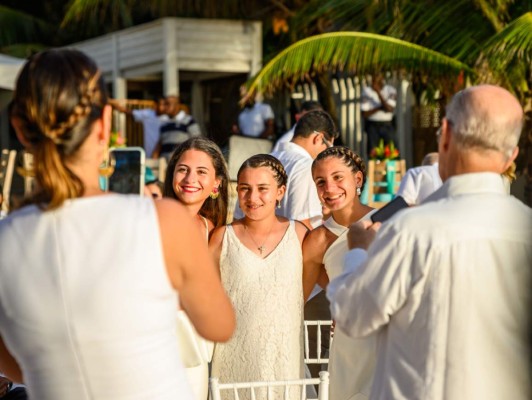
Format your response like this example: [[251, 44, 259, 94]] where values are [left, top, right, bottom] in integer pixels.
[[69, 17, 262, 128], [0, 54, 24, 91]]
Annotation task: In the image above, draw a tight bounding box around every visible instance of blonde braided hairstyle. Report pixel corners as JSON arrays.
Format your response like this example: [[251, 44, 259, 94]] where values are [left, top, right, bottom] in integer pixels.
[[11, 49, 107, 210], [312, 146, 367, 190], [237, 154, 288, 187]]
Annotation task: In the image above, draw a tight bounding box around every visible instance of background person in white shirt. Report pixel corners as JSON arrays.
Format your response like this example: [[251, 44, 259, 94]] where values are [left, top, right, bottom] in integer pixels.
[[328, 85, 530, 400], [360, 73, 397, 154], [395, 152, 443, 206], [233, 88, 275, 139], [272, 100, 323, 153]]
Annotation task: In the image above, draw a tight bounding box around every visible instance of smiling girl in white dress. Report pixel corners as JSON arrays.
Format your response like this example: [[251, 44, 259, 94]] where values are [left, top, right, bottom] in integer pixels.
[[163, 137, 230, 400], [303, 146, 377, 400], [210, 154, 308, 399]]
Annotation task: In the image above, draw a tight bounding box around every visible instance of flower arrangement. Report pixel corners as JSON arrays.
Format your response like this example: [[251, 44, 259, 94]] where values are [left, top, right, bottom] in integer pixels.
[[369, 139, 399, 160], [109, 131, 126, 148]]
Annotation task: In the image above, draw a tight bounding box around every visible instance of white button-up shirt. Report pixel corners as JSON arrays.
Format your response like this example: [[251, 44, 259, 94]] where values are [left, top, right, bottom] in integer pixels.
[[328, 172, 532, 400], [395, 163, 443, 205]]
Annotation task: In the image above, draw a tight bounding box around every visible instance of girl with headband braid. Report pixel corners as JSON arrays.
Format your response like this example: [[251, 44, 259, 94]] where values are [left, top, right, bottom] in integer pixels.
[[303, 146, 377, 400], [210, 154, 308, 399], [0, 49, 234, 400]]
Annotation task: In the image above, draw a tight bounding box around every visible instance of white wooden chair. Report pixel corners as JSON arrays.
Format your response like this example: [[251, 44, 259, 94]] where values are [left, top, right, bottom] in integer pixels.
[[303, 320, 333, 366], [210, 371, 329, 400], [0, 149, 17, 214]]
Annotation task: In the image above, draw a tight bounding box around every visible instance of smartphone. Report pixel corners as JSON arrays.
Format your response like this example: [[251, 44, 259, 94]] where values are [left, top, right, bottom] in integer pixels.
[[370, 196, 409, 223], [108, 147, 146, 195]]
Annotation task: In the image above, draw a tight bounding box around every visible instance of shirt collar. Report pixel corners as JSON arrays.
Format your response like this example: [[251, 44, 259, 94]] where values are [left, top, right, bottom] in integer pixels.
[[276, 141, 312, 159], [424, 172, 507, 204]]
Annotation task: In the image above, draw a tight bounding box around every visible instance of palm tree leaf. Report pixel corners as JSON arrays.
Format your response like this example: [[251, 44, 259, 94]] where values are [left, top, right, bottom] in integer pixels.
[[247, 32, 473, 97], [482, 12, 532, 70], [61, 0, 134, 34], [0, 5, 52, 48]]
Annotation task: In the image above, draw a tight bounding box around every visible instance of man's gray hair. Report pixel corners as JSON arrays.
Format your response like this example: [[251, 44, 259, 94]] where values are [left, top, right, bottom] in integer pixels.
[[445, 89, 523, 158]]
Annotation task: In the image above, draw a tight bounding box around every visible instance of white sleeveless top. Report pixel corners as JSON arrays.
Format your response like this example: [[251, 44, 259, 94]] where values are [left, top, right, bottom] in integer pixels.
[[211, 221, 304, 399], [0, 195, 193, 400], [323, 211, 377, 400]]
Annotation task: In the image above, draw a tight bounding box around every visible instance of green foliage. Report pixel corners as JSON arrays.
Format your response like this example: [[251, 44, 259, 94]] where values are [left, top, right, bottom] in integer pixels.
[[246, 32, 473, 98]]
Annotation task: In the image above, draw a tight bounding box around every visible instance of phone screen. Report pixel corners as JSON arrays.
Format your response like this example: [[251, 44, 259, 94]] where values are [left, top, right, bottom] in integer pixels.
[[108, 148, 145, 195]]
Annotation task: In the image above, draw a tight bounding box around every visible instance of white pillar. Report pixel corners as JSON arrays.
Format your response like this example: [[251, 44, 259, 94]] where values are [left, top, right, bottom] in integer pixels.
[[111, 34, 127, 140], [191, 79, 204, 133], [249, 21, 263, 77], [163, 19, 179, 96]]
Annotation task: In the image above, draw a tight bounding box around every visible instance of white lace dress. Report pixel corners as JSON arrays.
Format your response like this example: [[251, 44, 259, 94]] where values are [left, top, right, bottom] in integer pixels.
[[211, 221, 304, 399], [323, 213, 377, 400]]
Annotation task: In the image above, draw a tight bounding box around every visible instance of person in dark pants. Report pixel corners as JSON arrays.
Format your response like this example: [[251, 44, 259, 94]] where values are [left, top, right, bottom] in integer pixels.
[[361, 73, 397, 154]]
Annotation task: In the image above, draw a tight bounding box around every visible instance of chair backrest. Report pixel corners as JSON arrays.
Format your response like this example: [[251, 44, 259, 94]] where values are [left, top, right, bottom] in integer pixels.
[[145, 157, 168, 183], [210, 371, 329, 400], [1, 149, 17, 214], [303, 320, 333, 366], [366, 159, 406, 208], [227, 135, 273, 181]]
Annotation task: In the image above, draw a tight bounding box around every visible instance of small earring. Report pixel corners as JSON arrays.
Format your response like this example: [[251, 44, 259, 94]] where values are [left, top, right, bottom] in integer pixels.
[[276, 200, 281, 209], [209, 187, 219, 199], [356, 186, 361, 196]]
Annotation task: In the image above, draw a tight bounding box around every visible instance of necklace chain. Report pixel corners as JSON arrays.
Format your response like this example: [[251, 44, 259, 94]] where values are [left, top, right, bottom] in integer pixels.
[[243, 222, 274, 256]]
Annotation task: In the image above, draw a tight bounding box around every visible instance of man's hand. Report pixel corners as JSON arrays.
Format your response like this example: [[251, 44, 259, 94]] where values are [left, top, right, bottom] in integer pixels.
[[0, 376, 12, 398], [347, 220, 381, 250]]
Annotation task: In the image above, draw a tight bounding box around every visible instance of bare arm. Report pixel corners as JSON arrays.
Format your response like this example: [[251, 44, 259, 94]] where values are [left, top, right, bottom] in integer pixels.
[[208, 226, 227, 277], [108, 99, 132, 115], [151, 141, 162, 159], [0, 336, 22, 383], [302, 230, 327, 302], [156, 200, 235, 342]]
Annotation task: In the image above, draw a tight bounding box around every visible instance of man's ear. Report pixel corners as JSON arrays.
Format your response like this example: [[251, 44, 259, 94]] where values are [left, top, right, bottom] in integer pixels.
[[502, 147, 519, 172]]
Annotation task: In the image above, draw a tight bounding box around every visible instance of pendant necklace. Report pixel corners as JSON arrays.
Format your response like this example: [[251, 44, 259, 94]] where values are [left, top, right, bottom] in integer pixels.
[[243, 221, 274, 256]]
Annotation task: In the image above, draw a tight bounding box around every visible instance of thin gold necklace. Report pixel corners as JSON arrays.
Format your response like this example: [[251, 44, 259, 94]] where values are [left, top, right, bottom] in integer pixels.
[[243, 222, 274, 256]]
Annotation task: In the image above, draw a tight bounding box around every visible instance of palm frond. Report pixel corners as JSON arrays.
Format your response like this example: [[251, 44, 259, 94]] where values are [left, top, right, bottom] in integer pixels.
[[482, 12, 532, 70], [247, 32, 473, 97], [61, 0, 134, 34], [0, 6, 51, 48]]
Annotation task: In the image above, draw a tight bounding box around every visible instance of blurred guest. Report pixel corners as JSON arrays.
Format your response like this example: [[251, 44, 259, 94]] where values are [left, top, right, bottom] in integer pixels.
[[0, 49, 234, 400], [361, 73, 397, 154], [233, 87, 275, 140], [396, 152, 442, 206], [109, 97, 168, 157], [329, 85, 531, 400], [153, 96, 201, 160], [272, 100, 323, 152]]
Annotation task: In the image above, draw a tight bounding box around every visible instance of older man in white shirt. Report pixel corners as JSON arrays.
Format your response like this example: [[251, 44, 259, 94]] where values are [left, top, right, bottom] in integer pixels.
[[328, 85, 531, 400]]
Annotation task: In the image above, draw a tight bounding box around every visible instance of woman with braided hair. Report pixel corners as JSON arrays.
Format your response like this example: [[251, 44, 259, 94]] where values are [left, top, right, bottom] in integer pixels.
[[0, 49, 235, 400], [209, 154, 308, 399], [303, 146, 377, 400]]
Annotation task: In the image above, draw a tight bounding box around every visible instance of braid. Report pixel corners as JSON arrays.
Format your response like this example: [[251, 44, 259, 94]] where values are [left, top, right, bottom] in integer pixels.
[[237, 154, 287, 187], [44, 72, 102, 144], [313, 146, 367, 189]]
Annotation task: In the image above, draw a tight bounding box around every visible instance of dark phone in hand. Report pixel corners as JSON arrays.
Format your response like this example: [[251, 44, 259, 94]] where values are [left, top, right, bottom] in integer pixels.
[[370, 196, 409, 223]]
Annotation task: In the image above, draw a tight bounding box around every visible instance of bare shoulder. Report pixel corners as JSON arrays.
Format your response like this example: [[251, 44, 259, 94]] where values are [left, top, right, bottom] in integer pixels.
[[293, 220, 310, 244], [154, 199, 192, 230], [209, 225, 227, 248]]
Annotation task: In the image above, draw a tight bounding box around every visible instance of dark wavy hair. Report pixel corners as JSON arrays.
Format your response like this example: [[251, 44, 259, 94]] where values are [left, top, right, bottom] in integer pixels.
[[163, 137, 229, 227]]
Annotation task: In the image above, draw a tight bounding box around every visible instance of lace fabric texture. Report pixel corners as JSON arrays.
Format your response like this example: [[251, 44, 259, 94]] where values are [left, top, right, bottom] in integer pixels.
[[211, 221, 304, 400]]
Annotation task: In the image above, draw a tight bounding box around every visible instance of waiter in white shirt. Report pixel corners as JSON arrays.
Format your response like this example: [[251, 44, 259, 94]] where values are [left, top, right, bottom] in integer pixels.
[[328, 85, 531, 400], [360, 73, 397, 155]]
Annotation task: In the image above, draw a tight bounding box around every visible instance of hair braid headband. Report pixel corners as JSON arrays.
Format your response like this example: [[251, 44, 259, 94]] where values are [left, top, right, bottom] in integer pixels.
[[44, 71, 103, 144]]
